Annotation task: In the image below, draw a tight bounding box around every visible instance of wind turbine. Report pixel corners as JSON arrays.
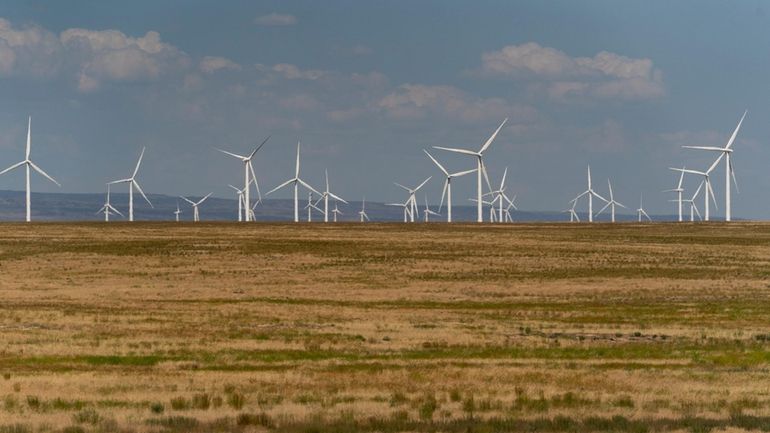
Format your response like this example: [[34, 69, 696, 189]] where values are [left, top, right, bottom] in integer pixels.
[[215, 136, 270, 222], [423, 150, 476, 223], [433, 118, 507, 222], [0, 117, 60, 222], [563, 200, 580, 222], [502, 194, 518, 222], [636, 193, 652, 222], [596, 179, 626, 222], [669, 167, 717, 221], [572, 165, 608, 222], [682, 110, 746, 221], [181, 193, 212, 222], [358, 197, 370, 222], [680, 181, 704, 222], [266, 141, 320, 222], [393, 177, 431, 223], [108, 147, 152, 222], [664, 167, 686, 222], [422, 196, 441, 222], [331, 202, 343, 222], [483, 167, 518, 222], [317, 169, 347, 222], [97, 184, 123, 222], [173, 201, 181, 222], [228, 184, 246, 221], [386, 199, 412, 223], [305, 192, 324, 222], [468, 198, 498, 222]]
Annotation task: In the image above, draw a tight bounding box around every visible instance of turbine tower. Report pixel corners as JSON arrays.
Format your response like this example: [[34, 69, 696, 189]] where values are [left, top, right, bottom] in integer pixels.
[[572, 165, 608, 222], [0, 117, 61, 222], [563, 200, 580, 222], [424, 150, 476, 223], [358, 197, 370, 222], [108, 147, 153, 222], [266, 141, 320, 222], [97, 184, 123, 222], [181, 193, 212, 222], [682, 110, 746, 221], [433, 118, 507, 222], [422, 196, 440, 222], [664, 167, 686, 222], [317, 169, 347, 222], [228, 184, 246, 221], [596, 179, 626, 223], [331, 202, 343, 222], [636, 193, 652, 222], [669, 167, 717, 221], [215, 136, 269, 222], [174, 201, 181, 222], [393, 177, 431, 223]]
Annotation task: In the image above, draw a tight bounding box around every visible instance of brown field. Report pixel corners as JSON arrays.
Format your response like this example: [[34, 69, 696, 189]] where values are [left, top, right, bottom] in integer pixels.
[[0, 222, 770, 433]]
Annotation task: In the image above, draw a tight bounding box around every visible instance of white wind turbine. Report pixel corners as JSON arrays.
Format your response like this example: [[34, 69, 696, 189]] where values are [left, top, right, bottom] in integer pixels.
[[266, 141, 320, 222], [215, 136, 269, 222], [636, 193, 652, 222], [108, 147, 152, 222], [97, 184, 123, 222], [664, 167, 686, 222], [669, 167, 717, 221], [422, 196, 440, 222], [433, 118, 507, 222], [305, 192, 324, 222], [679, 181, 704, 222], [317, 169, 347, 222], [331, 202, 343, 222], [173, 201, 182, 222], [423, 150, 476, 223], [572, 165, 608, 223], [0, 117, 60, 222], [563, 200, 580, 222], [358, 197, 370, 222], [385, 199, 412, 223], [393, 177, 431, 223], [596, 179, 626, 223], [468, 198, 498, 222], [502, 194, 518, 223], [181, 193, 212, 222], [682, 110, 746, 222], [228, 184, 246, 221], [483, 167, 518, 223]]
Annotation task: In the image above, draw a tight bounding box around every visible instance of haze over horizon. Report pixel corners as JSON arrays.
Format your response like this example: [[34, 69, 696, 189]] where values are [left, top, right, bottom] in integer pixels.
[[0, 1, 767, 219]]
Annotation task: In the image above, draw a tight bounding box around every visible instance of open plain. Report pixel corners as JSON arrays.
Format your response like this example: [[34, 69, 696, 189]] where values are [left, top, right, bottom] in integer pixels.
[[0, 222, 769, 433]]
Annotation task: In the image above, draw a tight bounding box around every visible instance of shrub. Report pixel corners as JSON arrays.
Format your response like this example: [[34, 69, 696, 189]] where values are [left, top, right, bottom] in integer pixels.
[[419, 394, 438, 420], [192, 393, 210, 410], [72, 408, 101, 425], [227, 392, 245, 410], [170, 397, 190, 410], [25, 396, 40, 410], [236, 412, 273, 428], [150, 402, 164, 414]]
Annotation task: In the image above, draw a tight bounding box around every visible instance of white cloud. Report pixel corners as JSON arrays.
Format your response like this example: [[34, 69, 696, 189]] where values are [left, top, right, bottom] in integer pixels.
[[61, 29, 189, 92], [479, 42, 665, 100], [377, 84, 538, 123], [259, 63, 327, 80], [199, 56, 241, 74], [254, 13, 297, 26], [0, 18, 61, 77]]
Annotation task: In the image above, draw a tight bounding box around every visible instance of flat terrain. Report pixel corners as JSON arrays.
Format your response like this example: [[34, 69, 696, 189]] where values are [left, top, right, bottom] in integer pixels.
[[0, 222, 769, 433]]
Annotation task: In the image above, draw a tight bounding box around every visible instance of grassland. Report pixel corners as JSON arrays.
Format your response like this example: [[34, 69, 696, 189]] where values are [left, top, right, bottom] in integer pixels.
[[0, 222, 769, 432]]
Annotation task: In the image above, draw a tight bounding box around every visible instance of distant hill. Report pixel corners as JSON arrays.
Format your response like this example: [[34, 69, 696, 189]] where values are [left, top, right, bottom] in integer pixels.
[[0, 189, 682, 222]]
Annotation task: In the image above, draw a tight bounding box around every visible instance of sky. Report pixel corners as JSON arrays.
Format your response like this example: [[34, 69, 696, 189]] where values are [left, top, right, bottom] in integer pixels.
[[0, 0, 767, 219]]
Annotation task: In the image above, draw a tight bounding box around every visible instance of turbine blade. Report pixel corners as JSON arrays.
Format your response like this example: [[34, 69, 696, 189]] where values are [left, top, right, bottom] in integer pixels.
[[180, 196, 196, 205], [295, 141, 301, 178], [28, 161, 60, 186], [132, 147, 146, 178], [724, 110, 747, 150], [133, 180, 153, 207], [107, 178, 132, 185], [596, 201, 611, 216], [414, 176, 432, 192], [394, 182, 410, 192], [432, 146, 477, 156], [707, 181, 718, 209], [423, 149, 449, 175], [196, 193, 213, 205], [730, 160, 739, 194], [707, 153, 724, 174], [215, 148, 247, 160], [682, 146, 726, 151], [249, 135, 271, 158], [451, 168, 477, 177], [499, 167, 508, 190], [248, 161, 262, 202], [438, 178, 448, 212], [297, 178, 321, 195], [0, 161, 26, 176], [328, 192, 348, 204], [26, 117, 31, 160], [479, 118, 507, 154], [266, 178, 295, 196]]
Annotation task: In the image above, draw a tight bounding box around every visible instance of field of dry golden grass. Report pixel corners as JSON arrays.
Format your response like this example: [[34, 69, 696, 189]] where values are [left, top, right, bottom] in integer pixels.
[[0, 222, 769, 433]]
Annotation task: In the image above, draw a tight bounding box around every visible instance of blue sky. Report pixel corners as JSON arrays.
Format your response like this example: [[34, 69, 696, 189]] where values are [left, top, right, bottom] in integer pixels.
[[0, 1, 767, 218]]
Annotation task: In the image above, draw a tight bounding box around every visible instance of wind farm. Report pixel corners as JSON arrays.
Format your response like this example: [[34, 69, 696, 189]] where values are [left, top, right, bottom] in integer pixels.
[[1, 2, 769, 432]]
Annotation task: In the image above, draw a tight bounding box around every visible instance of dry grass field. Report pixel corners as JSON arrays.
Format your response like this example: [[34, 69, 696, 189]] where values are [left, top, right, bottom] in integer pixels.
[[0, 222, 769, 433]]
